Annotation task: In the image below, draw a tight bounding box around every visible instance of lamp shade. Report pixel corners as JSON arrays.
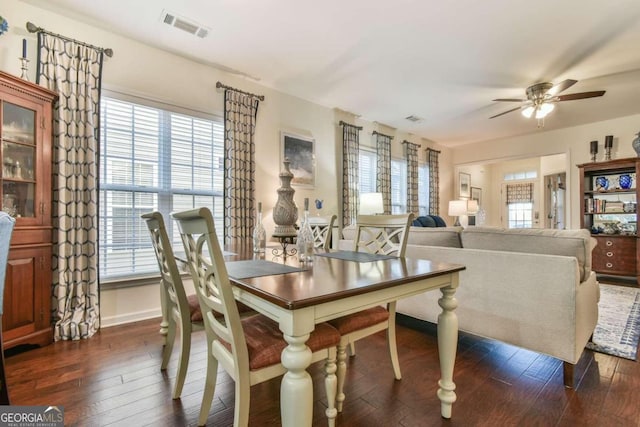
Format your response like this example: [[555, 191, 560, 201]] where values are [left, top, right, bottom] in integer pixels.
[[448, 200, 467, 217], [467, 199, 479, 214], [360, 192, 384, 215]]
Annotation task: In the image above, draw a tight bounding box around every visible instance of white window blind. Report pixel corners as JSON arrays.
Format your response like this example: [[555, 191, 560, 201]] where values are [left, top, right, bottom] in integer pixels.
[[418, 164, 429, 216], [391, 158, 407, 213], [358, 149, 377, 194], [99, 97, 224, 281]]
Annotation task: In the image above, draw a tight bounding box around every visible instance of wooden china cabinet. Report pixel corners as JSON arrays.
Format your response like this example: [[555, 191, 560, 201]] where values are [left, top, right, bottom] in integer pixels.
[[0, 71, 57, 349], [578, 157, 639, 285]]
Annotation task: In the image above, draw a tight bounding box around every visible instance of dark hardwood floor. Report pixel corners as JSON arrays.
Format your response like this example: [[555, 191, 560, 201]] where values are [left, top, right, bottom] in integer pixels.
[[4, 314, 640, 427]]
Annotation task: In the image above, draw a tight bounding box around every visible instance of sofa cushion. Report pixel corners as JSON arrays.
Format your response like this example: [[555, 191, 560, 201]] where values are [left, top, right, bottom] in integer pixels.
[[431, 215, 447, 227], [460, 227, 594, 281], [406, 226, 463, 248], [413, 215, 437, 227]]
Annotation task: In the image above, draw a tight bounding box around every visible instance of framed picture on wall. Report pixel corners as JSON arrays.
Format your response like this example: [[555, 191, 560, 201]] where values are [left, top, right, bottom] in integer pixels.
[[471, 186, 482, 206], [459, 172, 471, 198], [281, 131, 315, 188]]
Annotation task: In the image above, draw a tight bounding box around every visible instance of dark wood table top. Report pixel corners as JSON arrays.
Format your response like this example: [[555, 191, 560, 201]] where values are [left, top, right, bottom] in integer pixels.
[[224, 246, 465, 310]]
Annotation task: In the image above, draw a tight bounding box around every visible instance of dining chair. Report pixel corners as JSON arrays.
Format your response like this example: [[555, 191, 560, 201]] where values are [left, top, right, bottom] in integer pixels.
[[142, 211, 205, 399], [329, 213, 413, 412], [310, 214, 337, 249], [172, 207, 341, 427], [0, 212, 16, 405]]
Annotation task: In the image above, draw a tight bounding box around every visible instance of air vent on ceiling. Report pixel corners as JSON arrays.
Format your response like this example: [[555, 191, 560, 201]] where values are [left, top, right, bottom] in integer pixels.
[[405, 115, 423, 123], [161, 10, 210, 39]]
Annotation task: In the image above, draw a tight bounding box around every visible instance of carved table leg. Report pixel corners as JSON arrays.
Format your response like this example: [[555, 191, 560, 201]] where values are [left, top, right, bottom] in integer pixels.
[[437, 285, 458, 419], [281, 333, 313, 427]]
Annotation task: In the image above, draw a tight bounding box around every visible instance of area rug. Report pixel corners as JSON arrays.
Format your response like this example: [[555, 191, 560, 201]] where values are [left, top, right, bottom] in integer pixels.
[[586, 283, 640, 360]]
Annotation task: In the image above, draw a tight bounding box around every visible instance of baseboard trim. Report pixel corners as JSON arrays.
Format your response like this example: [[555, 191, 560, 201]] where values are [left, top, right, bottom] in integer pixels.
[[101, 309, 161, 328]]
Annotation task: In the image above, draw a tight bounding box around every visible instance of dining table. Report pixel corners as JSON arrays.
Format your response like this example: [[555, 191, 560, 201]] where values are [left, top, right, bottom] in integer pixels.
[[220, 245, 465, 427]]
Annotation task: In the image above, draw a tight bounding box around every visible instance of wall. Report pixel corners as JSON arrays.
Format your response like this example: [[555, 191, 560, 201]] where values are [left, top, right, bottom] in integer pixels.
[[0, 0, 453, 326], [453, 114, 640, 229]]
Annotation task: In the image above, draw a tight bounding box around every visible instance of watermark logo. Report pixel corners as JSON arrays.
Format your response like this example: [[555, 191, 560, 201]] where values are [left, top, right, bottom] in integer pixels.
[[0, 406, 64, 427]]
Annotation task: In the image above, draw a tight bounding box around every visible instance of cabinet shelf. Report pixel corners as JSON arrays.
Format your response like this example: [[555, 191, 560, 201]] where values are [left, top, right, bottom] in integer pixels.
[[578, 157, 640, 285]]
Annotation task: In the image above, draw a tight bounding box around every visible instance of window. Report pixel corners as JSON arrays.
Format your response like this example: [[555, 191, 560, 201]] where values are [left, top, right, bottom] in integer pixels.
[[358, 150, 427, 214], [99, 96, 224, 281], [504, 170, 537, 181], [505, 182, 534, 229], [358, 149, 377, 194], [390, 158, 407, 213], [418, 164, 429, 216]]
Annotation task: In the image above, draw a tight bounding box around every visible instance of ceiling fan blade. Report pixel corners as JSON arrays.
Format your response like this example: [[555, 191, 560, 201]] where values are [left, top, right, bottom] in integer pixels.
[[556, 90, 606, 101], [546, 79, 578, 96], [492, 98, 526, 102], [489, 106, 522, 119]]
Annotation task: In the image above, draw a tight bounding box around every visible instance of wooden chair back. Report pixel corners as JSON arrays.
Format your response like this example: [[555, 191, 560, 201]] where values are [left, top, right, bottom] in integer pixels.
[[310, 214, 337, 249], [172, 208, 249, 377], [353, 214, 414, 257], [141, 211, 190, 326]]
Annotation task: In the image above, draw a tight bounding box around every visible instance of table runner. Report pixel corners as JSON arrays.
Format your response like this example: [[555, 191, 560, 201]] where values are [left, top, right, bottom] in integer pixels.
[[226, 259, 307, 279]]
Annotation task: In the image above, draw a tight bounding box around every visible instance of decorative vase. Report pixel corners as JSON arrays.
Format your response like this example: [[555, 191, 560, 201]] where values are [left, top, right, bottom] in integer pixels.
[[633, 132, 640, 157], [272, 158, 298, 236], [595, 176, 609, 190], [619, 174, 632, 190]]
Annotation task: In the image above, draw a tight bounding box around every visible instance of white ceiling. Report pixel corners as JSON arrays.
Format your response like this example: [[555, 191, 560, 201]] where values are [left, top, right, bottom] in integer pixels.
[[23, 0, 640, 146]]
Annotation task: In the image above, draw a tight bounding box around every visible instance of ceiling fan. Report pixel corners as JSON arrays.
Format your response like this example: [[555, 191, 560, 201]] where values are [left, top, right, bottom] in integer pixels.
[[489, 79, 605, 123]]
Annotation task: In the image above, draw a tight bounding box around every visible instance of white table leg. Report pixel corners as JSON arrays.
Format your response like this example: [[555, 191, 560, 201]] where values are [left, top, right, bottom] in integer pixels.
[[280, 333, 313, 427], [437, 285, 458, 419]]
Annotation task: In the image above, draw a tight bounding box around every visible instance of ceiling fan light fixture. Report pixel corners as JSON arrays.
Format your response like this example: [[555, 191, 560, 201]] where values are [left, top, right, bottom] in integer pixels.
[[536, 102, 555, 119], [521, 106, 535, 118]]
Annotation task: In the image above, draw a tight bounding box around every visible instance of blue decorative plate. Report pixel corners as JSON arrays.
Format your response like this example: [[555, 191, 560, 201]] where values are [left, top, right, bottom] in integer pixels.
[[595, 176, 609, 190], [619, 174, 632, 190]]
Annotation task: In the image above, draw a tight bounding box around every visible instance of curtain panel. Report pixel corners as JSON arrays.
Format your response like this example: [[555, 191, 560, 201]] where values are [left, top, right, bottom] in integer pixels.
[[404, 141, 420, 215], [506, 183, 534, 203], [222, 90, 260, 246], [37, 33, 103, 341], [341, 122, 361, 227], [374, 132, 392, 214], [427, 148, 440, 215]]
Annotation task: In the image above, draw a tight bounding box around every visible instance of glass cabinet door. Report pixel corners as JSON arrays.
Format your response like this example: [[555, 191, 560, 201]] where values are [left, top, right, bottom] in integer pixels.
[[1, 101, 37, 219]]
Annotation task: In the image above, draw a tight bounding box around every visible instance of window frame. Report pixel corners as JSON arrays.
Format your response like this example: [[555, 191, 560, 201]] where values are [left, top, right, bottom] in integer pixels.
[[99, 90, 225, 286]]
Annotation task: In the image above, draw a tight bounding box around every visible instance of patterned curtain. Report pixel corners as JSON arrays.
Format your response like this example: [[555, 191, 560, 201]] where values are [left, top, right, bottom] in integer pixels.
[[37, 33, 104, 341], [427, 148, 440, 215], [374, 132, 392, 214], [341, 122, 361, 227], [222, 90, 260, 246], [404, 141, 420, 215], [506, 183, 534, 203]]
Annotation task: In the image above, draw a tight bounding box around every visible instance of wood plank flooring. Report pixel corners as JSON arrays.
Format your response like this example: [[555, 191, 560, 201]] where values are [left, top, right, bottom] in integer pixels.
[[4, 314, 640, 426]]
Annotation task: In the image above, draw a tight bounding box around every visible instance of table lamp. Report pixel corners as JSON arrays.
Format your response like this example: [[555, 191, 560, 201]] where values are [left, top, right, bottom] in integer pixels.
[[360, 192, 384, 215], [448, 200, 467, 226]]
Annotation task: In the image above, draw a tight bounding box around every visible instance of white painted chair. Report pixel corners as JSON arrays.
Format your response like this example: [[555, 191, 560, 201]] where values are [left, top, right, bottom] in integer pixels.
[[172, 207, 341, 427], [329, 213, 413, 412], [310, 214, 337, 249], [142, 211, 204, 400]]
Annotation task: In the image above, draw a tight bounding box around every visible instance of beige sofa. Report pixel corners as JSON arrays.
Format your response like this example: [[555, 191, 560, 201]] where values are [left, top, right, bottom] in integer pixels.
[[340, 225, 600, 387]]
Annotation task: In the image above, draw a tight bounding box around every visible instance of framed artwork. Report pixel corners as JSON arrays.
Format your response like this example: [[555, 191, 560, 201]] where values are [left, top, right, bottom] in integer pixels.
[[281, 131, 315, 188], [459, 172, 471, 198], [471, 187, 482, 206]]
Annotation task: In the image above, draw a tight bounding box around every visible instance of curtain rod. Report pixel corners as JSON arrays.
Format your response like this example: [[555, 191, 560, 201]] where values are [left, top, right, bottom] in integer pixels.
[[216, 82, 264, 101], [426, 147, 441, 154], [372, 130, 394, 139], [338, 120, 363, 130], [26, 22, 113, 57], [401, 140, 421, 147]]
